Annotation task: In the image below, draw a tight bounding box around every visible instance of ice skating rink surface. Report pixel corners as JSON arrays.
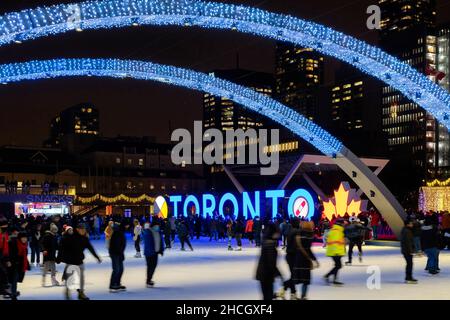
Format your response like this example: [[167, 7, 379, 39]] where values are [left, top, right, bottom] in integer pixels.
[[17, 236, 450, 300]]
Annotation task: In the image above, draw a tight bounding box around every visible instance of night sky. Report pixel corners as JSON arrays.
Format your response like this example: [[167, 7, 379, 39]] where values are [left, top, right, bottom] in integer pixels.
[[0, 0, 449, 147]]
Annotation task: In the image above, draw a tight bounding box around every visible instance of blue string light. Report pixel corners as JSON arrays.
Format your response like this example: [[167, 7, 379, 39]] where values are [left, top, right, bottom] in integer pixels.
[[0, 0, 449, 129], [0, 58, 343, 156]]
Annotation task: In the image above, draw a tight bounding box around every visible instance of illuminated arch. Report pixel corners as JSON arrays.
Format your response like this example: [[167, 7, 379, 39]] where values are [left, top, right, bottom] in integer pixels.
[[0, 0, 449, 129], [0, 58, 407, 237]]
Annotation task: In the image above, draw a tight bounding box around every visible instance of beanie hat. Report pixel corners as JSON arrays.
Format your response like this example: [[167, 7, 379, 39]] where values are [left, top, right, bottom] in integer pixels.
[[50, 223, 58, 234]]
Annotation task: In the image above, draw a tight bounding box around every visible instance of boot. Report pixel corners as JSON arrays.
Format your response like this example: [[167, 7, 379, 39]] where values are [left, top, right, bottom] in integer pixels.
[[77, 290, 90, 300], [358, 253, 363, 263]]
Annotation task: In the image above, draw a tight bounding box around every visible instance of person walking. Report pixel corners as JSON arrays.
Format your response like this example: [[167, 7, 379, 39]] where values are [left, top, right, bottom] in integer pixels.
[[421, 215, 440, 275], [41, 223, 59, 287], [255, 223, 282, 301], [109, 221, 127, 292], [254, 216, 262, 247], [401, 219, 418, 284], [323, 219, 346, 286], [56, 223, 102, 300], [29, 223, 42, 267], [133, 219, 142, 258], [210, 217, 218, 242], [6, 231, 30, 300], [279, 219, 291, 249], [143, 222, 164, 287]]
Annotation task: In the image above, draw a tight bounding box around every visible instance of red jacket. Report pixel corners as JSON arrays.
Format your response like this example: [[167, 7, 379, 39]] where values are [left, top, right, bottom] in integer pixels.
[[245, 220, 254, 233]]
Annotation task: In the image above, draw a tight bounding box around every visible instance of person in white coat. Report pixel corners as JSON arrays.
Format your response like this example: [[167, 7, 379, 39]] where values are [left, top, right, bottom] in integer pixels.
[[133, 219, 143, 258]]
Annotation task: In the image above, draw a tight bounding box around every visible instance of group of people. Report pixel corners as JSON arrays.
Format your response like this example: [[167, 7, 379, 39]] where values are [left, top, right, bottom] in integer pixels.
[[0, 214, 165, 300]]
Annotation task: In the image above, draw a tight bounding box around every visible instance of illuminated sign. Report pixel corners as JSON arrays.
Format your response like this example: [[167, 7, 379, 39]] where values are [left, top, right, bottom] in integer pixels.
[[322, 182, 367, 220], [168, 189, 316, 219], [154, 196, 169, 219]]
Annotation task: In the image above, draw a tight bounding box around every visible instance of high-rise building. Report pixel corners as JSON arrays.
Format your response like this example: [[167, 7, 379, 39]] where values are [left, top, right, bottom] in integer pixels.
[[379, 0, 441, 179], [203, 69, 273, 132], [44, 103, 100, 153], [436, 25, 450, 176], [275, 43, 324, 121]]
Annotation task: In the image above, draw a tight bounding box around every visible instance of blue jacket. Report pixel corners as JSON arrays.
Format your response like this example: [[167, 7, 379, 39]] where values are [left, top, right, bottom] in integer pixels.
[[143, 229, 164, 257]]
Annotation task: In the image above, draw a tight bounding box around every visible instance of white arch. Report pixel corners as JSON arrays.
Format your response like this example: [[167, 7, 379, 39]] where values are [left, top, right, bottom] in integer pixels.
[[0, 0, 449, 129], [0, 58, 407, 237]]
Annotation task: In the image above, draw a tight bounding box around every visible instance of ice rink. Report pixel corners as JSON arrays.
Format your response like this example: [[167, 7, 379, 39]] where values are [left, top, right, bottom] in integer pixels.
[[13, 236, 450, 300]]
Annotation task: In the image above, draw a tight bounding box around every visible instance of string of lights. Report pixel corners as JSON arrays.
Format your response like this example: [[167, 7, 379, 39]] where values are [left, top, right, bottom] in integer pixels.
[[426, 178, 450, 187], [76, 193, 156, 204], [0, 0, 449, 129], [0, 58, 344, 156]]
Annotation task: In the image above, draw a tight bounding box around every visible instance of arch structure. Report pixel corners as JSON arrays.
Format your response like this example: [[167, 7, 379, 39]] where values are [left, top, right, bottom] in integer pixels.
[[0, 0, 449, 129], [0, 58, 407, 237]]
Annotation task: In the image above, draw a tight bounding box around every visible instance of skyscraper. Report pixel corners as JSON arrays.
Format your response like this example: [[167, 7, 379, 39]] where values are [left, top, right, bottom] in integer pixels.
[[275, 43, 324, 121], [379, 0, 443, 180]]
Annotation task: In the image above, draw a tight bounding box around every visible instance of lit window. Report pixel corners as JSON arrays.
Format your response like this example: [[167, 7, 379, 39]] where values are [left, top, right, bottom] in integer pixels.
[[138, 159, 144, 166], [116, 158, 121, 164], [81, 181, 87, 189]]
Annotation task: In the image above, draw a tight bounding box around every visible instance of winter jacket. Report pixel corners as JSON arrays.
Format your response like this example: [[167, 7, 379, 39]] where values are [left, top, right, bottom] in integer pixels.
[[109, 225, 126, 260], [286, 228, 302, 255], [7, 237, 29, 283], [400, 227, 414, 255], [255, 239, 281, 282], [326, 224, 346, 257], [176, 222, 188, 238], [421, 224, 439, 250], [442, 214, 450, 230], [57, 232, 100, 265], [234, 220, 245, 234], [253, 219, 262, 233], [41, 231, 58, 262], [133, 224, 142, 241], [143, 229, 164, 257], [245, 220, 253, 233], [294, 230, 317, 285], [345, 223, 367, 241]]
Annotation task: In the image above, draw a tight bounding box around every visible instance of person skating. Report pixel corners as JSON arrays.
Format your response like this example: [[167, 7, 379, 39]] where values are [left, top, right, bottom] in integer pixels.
[[41, 223, 59, 287], [0, 218, 10, 297], [143, 222, 164, 287], [133, 219, 142, 258], [294, 221, 319, 300], [109, 221, 127, 292], [56, 223, 102, 300], [279, 219, 291, 249], [421, 215, 440, 275], [163, 218, 172, 249], [323, 219, 346, 286], [177, 220, 193, 251], [254, 216, 262, 247], [6, 231, 30, 300], [226, 218, 234, 251], [245, 217, 254, 244], [401, 219, 417, 284], [29, 223, 42, 268], [255, 223, 282, 301], [234, 218, 244, 251], [345, 217, 369, 265]]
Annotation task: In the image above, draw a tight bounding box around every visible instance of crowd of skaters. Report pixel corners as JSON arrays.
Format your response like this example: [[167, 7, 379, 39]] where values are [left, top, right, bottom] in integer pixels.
[[0, 208, 449, 300]]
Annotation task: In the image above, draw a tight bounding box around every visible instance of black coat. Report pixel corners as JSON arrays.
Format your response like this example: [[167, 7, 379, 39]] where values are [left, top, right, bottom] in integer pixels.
[[294, 231, 317, 285], [421, 225, 439, 250], [57, 232, 100, 265], [109, 225, 126, 260], [401, 227, 414, 255], [255, 239, 281, 282], [41, 231, 58, 262]]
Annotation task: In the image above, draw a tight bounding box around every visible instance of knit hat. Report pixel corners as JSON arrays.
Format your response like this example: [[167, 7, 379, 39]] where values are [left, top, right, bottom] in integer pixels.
[[63, 225, 73, 232]]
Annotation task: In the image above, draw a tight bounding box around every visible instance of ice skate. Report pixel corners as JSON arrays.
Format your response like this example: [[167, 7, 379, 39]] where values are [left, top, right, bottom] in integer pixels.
[[147, 281, 155, 288], [358, 253, 363, 263], [345, 261, 352, 265], [405, 278, 418, 284], [276, 287, 285, 300], [332, 280, 344, 286], [51, 277, 60, 286], [235, 247, 242, 251], [290, 293, 301, 300], [228, 246, 233, 251], [77, 290, 90, 300], [134, 252, 142, 258], [118, 285, 127, 291]]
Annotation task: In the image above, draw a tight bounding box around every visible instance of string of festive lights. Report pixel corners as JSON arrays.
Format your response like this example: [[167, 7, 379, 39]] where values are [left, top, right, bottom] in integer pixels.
[[0, 58, 344, 156], [0, 0, 449, 129], [76, 193, 156, 204], [426, 178, 450, 187], [419, 187, 450, 212]]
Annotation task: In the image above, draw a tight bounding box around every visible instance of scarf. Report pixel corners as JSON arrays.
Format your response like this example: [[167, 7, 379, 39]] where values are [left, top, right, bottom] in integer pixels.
[[16, 240, 29, 272], [0, 233, 9, 257]]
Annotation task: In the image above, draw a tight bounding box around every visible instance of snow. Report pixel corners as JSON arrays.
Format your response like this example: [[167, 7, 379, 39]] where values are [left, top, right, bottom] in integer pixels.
[[14, 236, 450, 300]]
